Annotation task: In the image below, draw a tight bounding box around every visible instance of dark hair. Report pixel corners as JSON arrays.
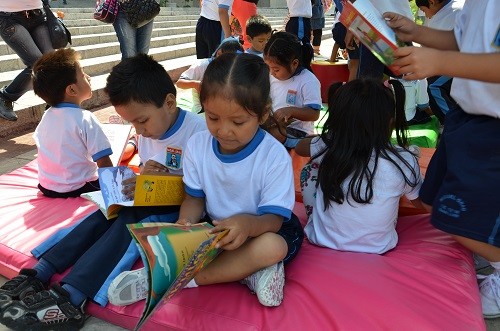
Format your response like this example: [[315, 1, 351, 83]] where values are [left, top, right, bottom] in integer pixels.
[[105, 54, 176, 108], [32, 48, 80, 106], [315, 78, 418, 208], [264, 31, 313, 72], [246, 14, 272, 38], [415, 0, 430, 7], [200, 53, 270, 121], [217, 40, 245, 55]]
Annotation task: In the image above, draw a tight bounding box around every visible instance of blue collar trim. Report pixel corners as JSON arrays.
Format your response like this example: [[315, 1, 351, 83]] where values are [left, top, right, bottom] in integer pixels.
[[212, 128, 265, 163], [159, 108, 186, 140], [54, 102, 80, 109]]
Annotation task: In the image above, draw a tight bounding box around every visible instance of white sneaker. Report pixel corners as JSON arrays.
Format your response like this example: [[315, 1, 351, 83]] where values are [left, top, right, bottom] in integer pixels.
[[408, 145, 421, 158], [108, 267, 148, 306], [480, 271, 500, 319], [242, 262, 285, 307]]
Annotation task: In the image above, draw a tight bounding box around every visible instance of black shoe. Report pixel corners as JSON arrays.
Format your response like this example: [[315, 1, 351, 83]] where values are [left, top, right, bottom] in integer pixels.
[[0, 284, 86, 331], [0, 269, 46, 312], [0, 95, 17, 121]]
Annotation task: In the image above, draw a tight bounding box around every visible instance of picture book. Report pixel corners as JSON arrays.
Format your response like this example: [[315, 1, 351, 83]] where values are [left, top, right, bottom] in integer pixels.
[[101, 123, 133, 166], [339, 0, 401, 68], [81, 166, 185, 219], [126, 222, 228, 330]]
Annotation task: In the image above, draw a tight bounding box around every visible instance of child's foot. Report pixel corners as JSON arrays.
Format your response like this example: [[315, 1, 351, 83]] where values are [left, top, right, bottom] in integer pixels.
[[0, 269, 46, 312], [480, 272, 500, 319], [242, 262, 284, 307], [108, 268, 148, 306], [0, 284, 85, 330]]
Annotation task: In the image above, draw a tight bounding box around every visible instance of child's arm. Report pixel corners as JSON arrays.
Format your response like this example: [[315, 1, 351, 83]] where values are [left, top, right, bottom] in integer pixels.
[[96, 156, 113, 168], [274, 106, 320, 123], [121, 134, 137, 162], [383, 12, 458, 51], [295, 137, 313, 157], [176, 194, 206, 225], [219, 7, 231, 38], [176, 79, 202, 93], [210, 213, 283, 250]]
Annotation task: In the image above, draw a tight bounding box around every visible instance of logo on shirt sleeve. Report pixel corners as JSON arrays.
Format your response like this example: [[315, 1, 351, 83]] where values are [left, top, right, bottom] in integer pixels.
[[166, 147, 182, 171], [286, 90, 297, 105]]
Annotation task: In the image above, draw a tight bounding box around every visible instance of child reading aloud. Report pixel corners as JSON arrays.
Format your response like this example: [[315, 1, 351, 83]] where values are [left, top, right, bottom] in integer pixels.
[[112, 53, 305, 308], [32, 48, 113, 198], [263, 31, 322, 149], [296, 79, 423, 254], [0, 54, 206, 330], [384, 0, 500, 318]]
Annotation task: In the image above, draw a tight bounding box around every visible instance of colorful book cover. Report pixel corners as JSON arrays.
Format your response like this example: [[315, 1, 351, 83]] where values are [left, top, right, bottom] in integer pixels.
[[81, 166, 184, 219], [340, 0, 400, 68], [126, 222, 228, 330]]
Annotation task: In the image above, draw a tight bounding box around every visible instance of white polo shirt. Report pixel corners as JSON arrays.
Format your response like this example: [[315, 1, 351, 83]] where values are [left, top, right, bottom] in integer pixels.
[[424, 0, 464, 30], [287, 0, 312, 18], [33, 103, 112, 193], [451, 0, 500, 118], [200, 0, 233, 21], [183, 129, 295, 221]]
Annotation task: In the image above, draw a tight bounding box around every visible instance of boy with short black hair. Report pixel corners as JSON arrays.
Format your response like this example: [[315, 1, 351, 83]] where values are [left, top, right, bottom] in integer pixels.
[[0, 54, 206, 330], [32, 48, 113, 198], [245, 14, 272, 57]]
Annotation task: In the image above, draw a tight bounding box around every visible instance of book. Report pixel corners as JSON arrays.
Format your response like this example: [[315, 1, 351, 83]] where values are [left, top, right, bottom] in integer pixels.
[[339, 0, 402, 69], [101, 123, 133, 166], [81, 166, 185, 219], [126, 222, 228, 330]]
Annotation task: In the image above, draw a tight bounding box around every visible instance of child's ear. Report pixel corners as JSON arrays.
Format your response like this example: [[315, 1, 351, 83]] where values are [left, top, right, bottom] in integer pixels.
[[66, 84, 76, 96], [291, 58, 300, 71], [164, 93, 177, 111]]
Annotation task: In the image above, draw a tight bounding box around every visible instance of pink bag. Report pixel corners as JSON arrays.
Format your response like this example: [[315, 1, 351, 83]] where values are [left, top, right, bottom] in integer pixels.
[[94, 0, 119, 24]]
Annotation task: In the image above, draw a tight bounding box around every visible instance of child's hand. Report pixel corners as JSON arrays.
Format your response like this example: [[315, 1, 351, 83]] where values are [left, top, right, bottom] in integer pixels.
[[392, 46, 442, 80], [383, 12, 418, 43], [176, 218, 194, 225], [142, 160, 169, 174], [121, 175, 137, 200], [209, 216, 251, 250], [274, 107, 294, 124]]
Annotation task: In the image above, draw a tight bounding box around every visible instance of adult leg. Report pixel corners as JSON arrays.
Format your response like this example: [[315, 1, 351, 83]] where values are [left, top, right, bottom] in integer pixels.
[[136, 18, 154, 55], [113, 10, 137, 59]]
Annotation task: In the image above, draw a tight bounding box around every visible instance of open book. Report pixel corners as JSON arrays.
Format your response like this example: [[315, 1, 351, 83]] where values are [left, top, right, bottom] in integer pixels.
[[339, 0, 401, 68], [127, 222, 228, 330], [81, 166, 184, 219], [101, 123, 133, 166]]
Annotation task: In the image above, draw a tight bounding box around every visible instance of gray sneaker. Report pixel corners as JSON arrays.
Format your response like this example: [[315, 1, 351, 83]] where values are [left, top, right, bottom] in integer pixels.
[[0, 96, 17, 121], [242, 262, 285, 307]]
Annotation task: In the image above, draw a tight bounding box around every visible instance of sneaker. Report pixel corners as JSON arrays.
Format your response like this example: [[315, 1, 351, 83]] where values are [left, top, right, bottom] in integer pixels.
[[0, 284, 85, 330], [108, 268, 148, 306], [0, 269, 46, 312], [242, 262, 285, 307], [480, 271, 500, 319], [0, 95, 17, 121], [408, 145, 421, 158]]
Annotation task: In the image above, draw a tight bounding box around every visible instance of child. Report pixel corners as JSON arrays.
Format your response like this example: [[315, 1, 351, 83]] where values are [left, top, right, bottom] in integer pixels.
[[296, 79, 423, 254], [263, 31, 322, 149], [384, 0, 500, 318], [110, 53, 304, 308], [32, 48, 113, 198], [244, 14, 272, 57], [0, 54, 206, 330], [176, 37, 244, 112], [195, 0, 234, 59]]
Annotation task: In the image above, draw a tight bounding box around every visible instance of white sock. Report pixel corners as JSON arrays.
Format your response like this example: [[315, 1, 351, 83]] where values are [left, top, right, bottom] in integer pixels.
[[184, 278, 198, 289], [490, 261, 500, 272]]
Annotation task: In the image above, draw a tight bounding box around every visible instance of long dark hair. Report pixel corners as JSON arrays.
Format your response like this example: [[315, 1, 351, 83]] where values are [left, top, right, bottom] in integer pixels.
[[315, 78, 418, 208], [264, 31, 313, 72]]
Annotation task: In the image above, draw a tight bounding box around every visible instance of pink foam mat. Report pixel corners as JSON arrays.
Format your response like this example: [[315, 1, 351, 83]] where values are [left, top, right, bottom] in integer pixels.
[[0, 161, 486, 330]]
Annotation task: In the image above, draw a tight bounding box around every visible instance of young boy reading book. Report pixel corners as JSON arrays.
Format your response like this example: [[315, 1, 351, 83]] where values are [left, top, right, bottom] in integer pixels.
[[32, 48, 113, 198], [0, 54, 206, 331]]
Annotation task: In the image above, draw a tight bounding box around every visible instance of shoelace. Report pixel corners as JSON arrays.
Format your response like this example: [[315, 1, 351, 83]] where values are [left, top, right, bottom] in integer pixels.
[[480, 273, 500, 305]]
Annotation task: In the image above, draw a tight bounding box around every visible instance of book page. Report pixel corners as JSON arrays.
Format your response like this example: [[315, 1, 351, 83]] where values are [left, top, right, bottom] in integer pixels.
[[98, 166, 136, 208], [133, 174, 185, 206], [101, 124, 133, 166]]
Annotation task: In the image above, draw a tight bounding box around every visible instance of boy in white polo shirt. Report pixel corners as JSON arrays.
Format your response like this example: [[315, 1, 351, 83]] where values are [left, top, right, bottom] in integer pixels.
[[32, 48, 113, 198]]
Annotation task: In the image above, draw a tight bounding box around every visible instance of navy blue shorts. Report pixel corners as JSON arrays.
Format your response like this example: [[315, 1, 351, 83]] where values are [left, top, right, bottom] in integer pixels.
[[278, 213, 304, 264], [420, 107, 500, 246], [331, 22, 359, 59]]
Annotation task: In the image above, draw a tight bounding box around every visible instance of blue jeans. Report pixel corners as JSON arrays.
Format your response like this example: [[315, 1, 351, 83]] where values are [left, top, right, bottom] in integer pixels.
[[0, 13, 53, 102], [113, 9, 154, 59]]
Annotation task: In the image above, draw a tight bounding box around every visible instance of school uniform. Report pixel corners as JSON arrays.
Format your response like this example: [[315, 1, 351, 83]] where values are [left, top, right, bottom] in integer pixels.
[[397, 79, 430, 122], [419, 0, 500, 246], [33, 109, 207, 306], [286, 0, 312, 45], [183, 128, 304, 263], [196, 0, 234, 58], [269, 67, 322, 146], [33, 103, 112, 195], [245, 48, 263, 58], [302, 138, 422, 254]]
